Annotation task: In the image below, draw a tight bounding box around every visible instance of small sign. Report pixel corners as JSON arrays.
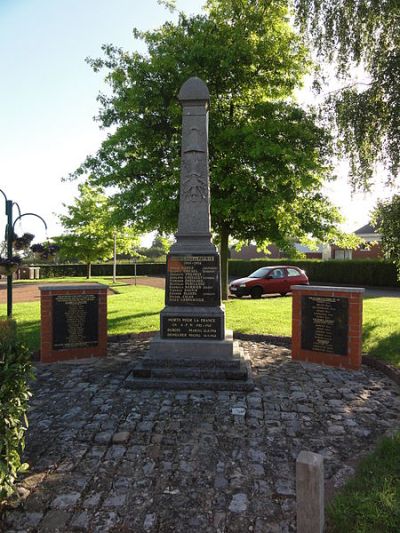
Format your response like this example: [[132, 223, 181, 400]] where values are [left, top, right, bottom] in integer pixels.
[[53, 294, 99, 350], [161, 315, 223, 340], [301, 295, 348, 355], [166, 254, 220, 306]]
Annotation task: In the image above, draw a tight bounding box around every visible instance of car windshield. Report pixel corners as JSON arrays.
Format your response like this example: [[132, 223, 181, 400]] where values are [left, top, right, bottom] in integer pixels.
[[249, 267, 272, 278]]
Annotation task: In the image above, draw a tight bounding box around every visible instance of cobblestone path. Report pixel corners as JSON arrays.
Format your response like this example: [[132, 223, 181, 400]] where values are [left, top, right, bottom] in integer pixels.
[[2, 338, 400, 532]]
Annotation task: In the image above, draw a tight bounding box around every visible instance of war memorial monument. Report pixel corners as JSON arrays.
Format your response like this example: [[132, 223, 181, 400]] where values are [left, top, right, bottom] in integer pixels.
[[132, 77, 254, 390]]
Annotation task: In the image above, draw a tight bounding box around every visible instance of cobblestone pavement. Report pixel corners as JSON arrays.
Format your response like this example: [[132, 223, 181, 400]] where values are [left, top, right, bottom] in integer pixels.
[[2, 337, 400, 532]]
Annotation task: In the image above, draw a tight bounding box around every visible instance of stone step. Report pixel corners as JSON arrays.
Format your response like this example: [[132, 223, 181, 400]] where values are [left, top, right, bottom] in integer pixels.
[[141, 356, 241, 369], [126, 376, 255, 392], [132, 364, 248, 381]]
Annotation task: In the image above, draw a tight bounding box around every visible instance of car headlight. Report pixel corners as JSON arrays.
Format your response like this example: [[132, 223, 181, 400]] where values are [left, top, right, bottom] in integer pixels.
[[239, 284, 247, 287]]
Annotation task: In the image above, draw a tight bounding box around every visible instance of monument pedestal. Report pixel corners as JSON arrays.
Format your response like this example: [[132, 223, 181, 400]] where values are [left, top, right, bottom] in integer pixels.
[[130, 77, 254, 390], [130, 331, 254, 391]]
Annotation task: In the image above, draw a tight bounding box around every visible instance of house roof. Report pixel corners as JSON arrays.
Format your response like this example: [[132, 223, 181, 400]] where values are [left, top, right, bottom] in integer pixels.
[[354, 222, 378, 235]]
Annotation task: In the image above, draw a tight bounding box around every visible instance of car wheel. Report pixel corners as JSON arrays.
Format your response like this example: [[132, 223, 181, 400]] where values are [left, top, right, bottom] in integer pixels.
[[250, 286, 263, 299], [280, 292, 287, 296], [235, 294, 243, 298]]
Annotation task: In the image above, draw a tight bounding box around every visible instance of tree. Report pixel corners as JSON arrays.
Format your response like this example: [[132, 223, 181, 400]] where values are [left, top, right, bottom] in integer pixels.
[[138, 234, 172, 261], [56, 183, 140, 278], [293, 0, 400, 189], [72, 0, 354, 297], [372, 195, 400, 279]]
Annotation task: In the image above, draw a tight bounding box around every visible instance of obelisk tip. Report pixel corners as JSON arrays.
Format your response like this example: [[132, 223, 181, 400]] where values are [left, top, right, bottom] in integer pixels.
[[178, 77, 209, 102]]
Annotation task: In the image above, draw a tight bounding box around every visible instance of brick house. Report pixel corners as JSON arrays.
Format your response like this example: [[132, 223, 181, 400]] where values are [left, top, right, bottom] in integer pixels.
[[230, 243, 324, 260], [330, 222, 382, 260], [230, 222, 382, 261]]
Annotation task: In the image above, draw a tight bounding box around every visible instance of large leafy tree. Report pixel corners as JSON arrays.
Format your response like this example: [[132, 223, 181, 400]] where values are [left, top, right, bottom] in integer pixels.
[[138, 233, 172, 260], [293, 0, 400, 189], [72, 0, 352, 297], [56, 183, 140, 278], [372, 195, 400, 279]]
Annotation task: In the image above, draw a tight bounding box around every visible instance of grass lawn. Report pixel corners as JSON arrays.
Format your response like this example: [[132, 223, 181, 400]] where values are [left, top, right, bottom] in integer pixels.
[[1, 277, 400, 366], [327, 432, 400, 533]]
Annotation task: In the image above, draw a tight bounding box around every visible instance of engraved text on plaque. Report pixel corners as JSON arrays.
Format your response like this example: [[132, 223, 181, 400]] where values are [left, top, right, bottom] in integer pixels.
[[162, 316, 222, 340], [301, 295, 348, 355], [53, 294, 99, 350], [166, 254, 220, 306]]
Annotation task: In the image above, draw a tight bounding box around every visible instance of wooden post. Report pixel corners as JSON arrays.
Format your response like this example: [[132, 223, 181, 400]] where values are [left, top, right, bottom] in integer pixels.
[[296, 451, 324, 533]]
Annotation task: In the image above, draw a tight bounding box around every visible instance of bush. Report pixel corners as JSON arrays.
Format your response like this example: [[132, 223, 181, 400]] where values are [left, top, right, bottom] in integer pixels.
[[228, 259, 400, 287], [36, 262, 166, 278], [0, 321, 33, 501]]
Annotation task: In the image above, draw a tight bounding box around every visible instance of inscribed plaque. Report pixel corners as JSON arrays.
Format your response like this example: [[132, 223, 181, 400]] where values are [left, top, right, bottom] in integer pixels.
[[161, 316, 223, 340], [166, 254, 220, 306], [301, 295, 348, 355], [53, 294, 98, 349]]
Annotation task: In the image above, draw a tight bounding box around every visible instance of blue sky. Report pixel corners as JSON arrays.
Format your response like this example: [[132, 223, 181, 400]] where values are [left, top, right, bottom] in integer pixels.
[[0, 0, 390, 243]]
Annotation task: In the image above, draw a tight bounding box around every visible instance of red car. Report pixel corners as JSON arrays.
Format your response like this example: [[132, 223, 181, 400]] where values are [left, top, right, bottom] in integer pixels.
[[229, 265, 309, 299]]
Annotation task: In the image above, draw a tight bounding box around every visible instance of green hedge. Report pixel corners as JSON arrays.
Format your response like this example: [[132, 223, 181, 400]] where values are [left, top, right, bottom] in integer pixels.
[[228, 259, 400, 288], [36, 262, 165, 278], [0, 321, 33, 501], [33, 259, 399, 288]]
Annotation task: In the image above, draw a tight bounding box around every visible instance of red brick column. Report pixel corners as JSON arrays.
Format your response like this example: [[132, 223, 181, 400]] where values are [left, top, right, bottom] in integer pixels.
[[292, 285, 364, 370], [39, 284, 108, 363]]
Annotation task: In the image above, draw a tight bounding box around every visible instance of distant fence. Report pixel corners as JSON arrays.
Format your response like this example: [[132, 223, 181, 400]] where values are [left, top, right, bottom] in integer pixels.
[[35, 259, 399, 288]]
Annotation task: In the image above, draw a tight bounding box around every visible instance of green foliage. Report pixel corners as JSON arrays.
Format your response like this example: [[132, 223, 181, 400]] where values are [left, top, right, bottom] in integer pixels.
[[294, 0, 400, 188], [56, 182, 140, 277], [327, 432, 400, 532], [36, 262, 165, 278], [72, 0, 349, 296], [372, 195, 400, 280], [0, 319, 17, 345], [138, 234, 172, 260], [229, 259, 400, 287], [0, 328, 33, 501]]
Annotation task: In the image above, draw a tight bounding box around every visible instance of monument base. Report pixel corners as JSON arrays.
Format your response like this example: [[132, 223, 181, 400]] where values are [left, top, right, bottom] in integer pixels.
[[129, 330, 254, 391], [161, 305, 226, 342]]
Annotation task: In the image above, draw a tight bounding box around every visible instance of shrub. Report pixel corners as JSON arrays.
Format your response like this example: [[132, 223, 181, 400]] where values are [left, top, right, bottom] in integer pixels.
[[37, 262, 166, 278], [0, 321, 33, 501]]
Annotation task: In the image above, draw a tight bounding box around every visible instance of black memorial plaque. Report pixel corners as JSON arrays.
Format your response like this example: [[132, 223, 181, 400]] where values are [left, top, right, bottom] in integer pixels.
[[53, 294, 99, 350], [166, 254, 220, 306], [162, 316, 223, 340], [301, 295, 348, 355]]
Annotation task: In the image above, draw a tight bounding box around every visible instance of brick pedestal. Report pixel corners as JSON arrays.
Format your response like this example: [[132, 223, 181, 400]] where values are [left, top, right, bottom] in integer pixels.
[[292, 285, 364, 370], [39, 284, 108, 363]]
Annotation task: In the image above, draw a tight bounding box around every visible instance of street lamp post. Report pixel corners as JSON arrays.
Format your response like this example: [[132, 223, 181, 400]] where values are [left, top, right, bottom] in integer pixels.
[[0, 187, 47, 318], [5, 200, 13, 317]]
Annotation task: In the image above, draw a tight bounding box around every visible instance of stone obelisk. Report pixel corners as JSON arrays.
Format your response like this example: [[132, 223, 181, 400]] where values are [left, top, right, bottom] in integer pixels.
[[131, 77, 253, 390]]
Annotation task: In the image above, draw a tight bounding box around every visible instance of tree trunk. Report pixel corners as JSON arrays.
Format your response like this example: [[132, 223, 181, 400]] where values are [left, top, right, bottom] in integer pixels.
[[87, 262, 91, 279], [220, 228, 229, 301]]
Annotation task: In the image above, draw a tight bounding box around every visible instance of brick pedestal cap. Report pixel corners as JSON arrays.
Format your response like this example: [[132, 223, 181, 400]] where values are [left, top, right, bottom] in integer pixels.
[[39, 284, 108, 363]]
